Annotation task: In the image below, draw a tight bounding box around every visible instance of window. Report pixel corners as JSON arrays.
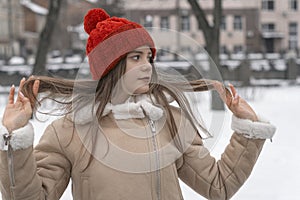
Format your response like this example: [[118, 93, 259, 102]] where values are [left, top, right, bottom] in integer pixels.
[[220, 16, 226, 30], [262, 23, 275, 32], [143, 15, 153, 29], [233, 15, 242, 30], [181, 46, 191, 53], [262, 0, 275, 10], [158, 47, 170, 57], [289, 22, 298, 49], [289, 0, 298, 10], [233, 45, 243, 53], [220, 45, 228, 54], [181, 15, 190, 31], [160, 16, 169, 30]]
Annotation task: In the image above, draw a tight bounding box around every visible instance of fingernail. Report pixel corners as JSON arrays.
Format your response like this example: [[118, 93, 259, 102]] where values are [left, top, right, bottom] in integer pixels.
[[19, 92, 25, 97], [11, 84, 15, 88], [234, 93, 239, 99]]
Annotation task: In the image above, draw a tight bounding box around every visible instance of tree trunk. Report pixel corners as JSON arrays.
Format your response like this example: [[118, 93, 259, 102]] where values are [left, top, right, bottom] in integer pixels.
[[187, 0, 224, 110], [32, 0, 62, 75]]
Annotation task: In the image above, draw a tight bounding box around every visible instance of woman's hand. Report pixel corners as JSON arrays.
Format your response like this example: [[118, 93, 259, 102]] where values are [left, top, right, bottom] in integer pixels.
[[2, 78, 40, 133], [214, 81, 258, 121]]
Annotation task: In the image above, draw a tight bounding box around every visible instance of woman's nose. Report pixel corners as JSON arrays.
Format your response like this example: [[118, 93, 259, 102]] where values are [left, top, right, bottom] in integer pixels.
[[141, 61, 152, 71]]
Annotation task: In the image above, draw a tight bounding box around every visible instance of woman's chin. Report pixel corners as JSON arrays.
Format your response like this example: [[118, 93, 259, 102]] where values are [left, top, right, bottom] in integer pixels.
[[133, 85, 150, 95]]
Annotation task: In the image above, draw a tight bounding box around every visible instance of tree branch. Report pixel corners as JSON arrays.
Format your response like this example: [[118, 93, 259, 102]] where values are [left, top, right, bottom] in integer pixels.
[[33, 0, 62, 75], [213, 0, 222, 32], [187, 0, 212, 34]]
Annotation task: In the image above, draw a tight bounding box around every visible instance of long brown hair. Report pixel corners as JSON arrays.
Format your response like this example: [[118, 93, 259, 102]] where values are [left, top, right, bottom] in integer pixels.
[[22, 57, 215, 157]]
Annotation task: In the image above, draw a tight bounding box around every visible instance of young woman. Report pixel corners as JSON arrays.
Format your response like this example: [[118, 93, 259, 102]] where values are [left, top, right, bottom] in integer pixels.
[[0, 8, 276, 200]]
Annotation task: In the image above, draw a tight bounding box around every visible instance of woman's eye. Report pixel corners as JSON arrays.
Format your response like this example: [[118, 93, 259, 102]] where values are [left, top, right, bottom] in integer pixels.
[[132, 55, 140, 60]]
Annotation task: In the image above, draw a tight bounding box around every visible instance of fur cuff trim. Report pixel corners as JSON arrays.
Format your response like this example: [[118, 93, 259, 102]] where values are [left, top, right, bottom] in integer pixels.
[[0, 122, 34, 151], [231, 115, 276, 139]]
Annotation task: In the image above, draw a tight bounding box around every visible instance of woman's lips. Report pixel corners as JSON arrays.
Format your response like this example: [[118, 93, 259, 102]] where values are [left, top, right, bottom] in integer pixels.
[[138, 77, 150, 81]]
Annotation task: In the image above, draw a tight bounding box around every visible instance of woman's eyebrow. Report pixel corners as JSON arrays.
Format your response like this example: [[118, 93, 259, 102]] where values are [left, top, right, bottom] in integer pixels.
[[128, 50, 143, 54], [128, 50, 152, 55]]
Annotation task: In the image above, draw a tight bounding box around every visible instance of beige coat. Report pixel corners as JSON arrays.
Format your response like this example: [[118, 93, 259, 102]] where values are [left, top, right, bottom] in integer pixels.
[[0, 105, 275, 200]]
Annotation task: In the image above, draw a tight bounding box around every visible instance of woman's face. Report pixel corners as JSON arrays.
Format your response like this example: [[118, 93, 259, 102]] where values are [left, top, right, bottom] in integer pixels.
[[123, 46, 153, 95]]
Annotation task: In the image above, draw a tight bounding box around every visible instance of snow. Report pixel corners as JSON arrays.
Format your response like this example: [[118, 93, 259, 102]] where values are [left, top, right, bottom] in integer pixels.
[[47, 56, 64, 64], [0, 65, 32, 76], [20, 0, 48, 15], [219, 54, 229, 60], [69, 23, 88, 40], [265, 53, 281, 60], [248, 53, 264, 60], [65, 54, 82, 64], [231, 53, 245, 60], [8, 56, 25, 65], [221, 60, 241, 70], [155, 61, 191, 69], [195, 53, 209, 60], [250, 59, 271, 71], [0, 84, 299, 199], [272, 59, 287, 71]]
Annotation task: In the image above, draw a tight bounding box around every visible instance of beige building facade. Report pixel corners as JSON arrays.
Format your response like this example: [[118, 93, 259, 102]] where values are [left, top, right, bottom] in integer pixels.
[[0, 0, 24, 59], [124, 0, 300, 58], [260, 0, 300, 53]]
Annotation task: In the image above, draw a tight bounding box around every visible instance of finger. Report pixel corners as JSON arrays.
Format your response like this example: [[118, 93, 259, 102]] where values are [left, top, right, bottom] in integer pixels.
[[225, 87, 233, 106], [232, 93, 240, 105], [213, 81, 226, 98], [22, 96, 33, 115], [228, 83, 237, 97], [32, 79, 40, 97], [19, 92, 32, 111], [16, 77, 26, 102], [8, 84, 15, 104]]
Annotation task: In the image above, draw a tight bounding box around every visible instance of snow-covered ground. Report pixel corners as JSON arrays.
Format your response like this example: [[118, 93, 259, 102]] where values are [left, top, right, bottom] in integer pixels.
[[0, 84, 299, 199]]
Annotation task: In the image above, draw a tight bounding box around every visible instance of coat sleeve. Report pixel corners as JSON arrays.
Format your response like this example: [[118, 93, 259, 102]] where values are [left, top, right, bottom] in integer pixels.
[[176, 115, 276, 200], [0, 121, 71, 200]]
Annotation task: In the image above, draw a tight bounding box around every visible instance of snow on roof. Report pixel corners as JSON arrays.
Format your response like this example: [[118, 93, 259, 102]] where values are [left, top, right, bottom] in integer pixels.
[[20, 0, 48, 15]]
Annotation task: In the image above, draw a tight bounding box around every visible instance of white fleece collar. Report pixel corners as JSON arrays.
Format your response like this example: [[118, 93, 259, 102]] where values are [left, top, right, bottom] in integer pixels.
[[72, 94, 171, 124]]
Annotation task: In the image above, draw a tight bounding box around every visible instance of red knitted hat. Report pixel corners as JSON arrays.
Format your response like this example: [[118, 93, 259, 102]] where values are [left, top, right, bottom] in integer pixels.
[[84, 8, 156, 80]]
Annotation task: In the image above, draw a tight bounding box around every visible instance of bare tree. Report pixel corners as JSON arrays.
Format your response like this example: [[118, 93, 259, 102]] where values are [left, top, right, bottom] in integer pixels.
[[96, 0, 124, 17], [187, 0, 224, 110], [32, 0, 63, 75]]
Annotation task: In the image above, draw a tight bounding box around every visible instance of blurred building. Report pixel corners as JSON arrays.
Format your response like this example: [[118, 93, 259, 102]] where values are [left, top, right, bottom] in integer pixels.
[[260, 0, 299, 53], [124, 0, 300, 59], [21, 0, 48, 56], [0, 0, 123, 61], [1, 0, 299, 61], [0, 0, 24, 60]]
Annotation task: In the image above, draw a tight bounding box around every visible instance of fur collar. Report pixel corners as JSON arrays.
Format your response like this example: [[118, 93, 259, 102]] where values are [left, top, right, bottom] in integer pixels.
[[72, 94, 173, 124]]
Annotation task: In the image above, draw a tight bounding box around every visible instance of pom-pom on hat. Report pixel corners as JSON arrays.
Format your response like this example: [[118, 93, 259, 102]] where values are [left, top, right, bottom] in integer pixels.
[[84, 8, 156, 80]]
